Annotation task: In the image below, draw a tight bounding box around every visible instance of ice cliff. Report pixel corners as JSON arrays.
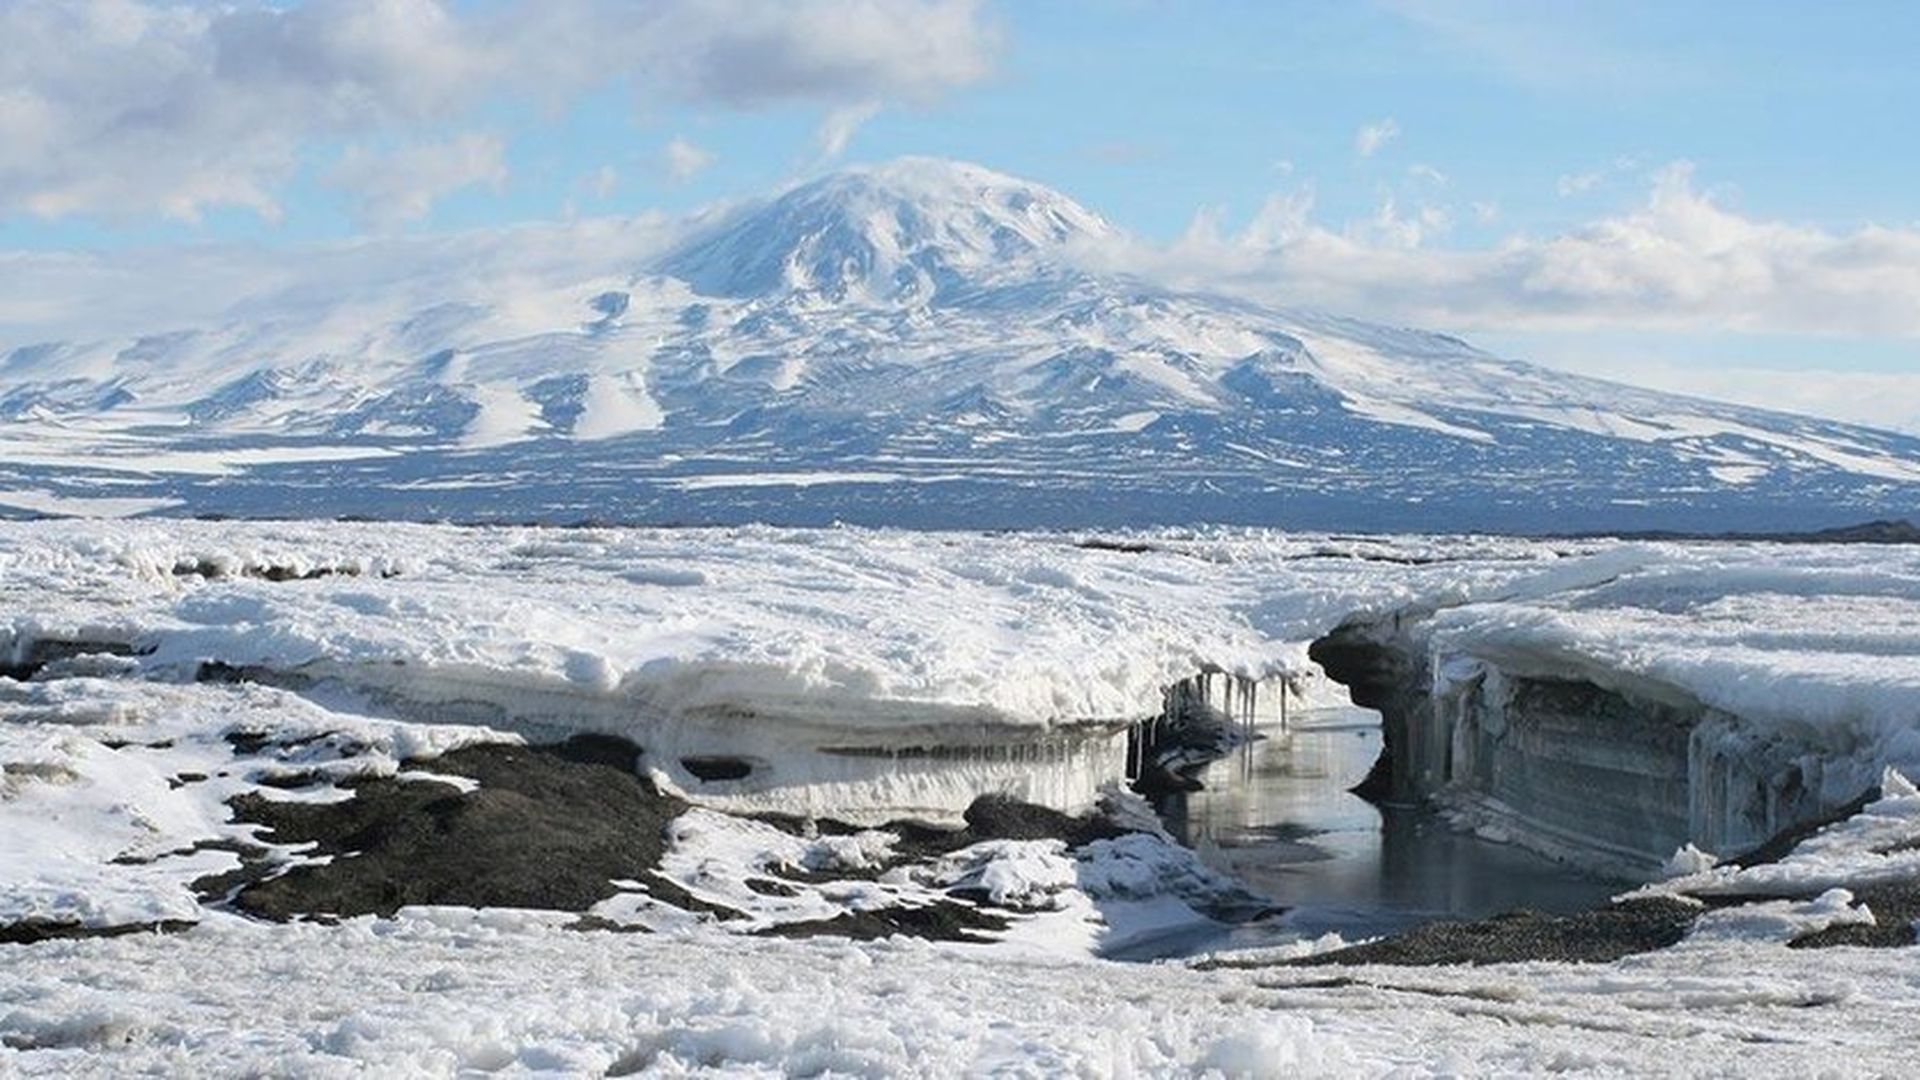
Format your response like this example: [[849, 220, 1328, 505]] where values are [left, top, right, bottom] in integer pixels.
[[1314, 543, 1920, 871]]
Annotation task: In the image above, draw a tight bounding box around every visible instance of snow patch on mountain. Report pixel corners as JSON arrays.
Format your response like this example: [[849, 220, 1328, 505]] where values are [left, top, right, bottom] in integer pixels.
[[663, 158, 1116, 304]]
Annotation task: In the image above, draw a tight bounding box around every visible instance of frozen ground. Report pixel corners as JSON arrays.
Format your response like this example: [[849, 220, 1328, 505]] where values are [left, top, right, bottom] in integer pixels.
[[3, 521, 1919, 1074], [5, 907, 1919, 1075]]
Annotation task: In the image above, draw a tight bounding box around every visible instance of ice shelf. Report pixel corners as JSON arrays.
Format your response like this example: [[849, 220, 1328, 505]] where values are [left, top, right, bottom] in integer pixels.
[[1314, 544, 1920, 873], [0, 521, 1419, 824], [5, 521, 1916, 849]]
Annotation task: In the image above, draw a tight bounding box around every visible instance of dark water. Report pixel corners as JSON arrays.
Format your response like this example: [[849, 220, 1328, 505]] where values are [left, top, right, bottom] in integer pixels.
[[1140, 706, 1628, 957]]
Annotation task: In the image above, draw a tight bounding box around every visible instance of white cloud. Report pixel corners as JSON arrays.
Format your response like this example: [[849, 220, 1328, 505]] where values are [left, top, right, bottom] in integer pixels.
[[1470, 200, 1500, 224], [583, 165, 619, 200], [1075, 162, 1920, 340], [1558, 155, 1644, 198], [1532, 357, 1920, 436], [1556, 171, 1603, 197], [1353, 196, 1435, 250], [1408, 163, 1447, 185], [1354, 118, 1399, 157], [662, 138, 714, 184], [0, 211, 690, 346], [325, 134, 507, 229], [0, 0, 997, 222], [633, 0, 996, 107], [815, 101, 882, 160]]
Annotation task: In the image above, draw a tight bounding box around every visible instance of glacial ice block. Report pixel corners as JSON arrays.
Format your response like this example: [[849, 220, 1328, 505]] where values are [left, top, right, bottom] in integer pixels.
[[1315, 544, 1920, 872]]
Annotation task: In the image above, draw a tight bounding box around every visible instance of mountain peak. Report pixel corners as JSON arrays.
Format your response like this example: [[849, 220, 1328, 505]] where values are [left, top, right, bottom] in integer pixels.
[[659, 157, 1115, 304]]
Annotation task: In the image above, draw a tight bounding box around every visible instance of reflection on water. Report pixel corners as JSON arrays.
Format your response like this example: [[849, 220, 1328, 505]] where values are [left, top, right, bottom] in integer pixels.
[[1147, 705, 1628, 956]]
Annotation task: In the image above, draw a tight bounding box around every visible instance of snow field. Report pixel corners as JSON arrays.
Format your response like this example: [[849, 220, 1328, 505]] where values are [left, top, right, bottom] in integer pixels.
[[4, 521, 1920, 1074], [4, 911, 1918, 1076]]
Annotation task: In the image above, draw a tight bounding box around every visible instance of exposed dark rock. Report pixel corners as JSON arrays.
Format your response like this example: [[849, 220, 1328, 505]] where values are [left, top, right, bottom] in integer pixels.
[[1789, 882, 1920, 949], [756, 900, 1010, 944], [886, 795, 1128, 862], [631, 873, 750, 923], [197, 661, 309, 689], [171, 558, 395, 582], [566, 914, 653, 934], [189, 842, 283, 904], [112, 836, 265, 868], [1799, 519, 1920, 544], [0, 918, 196, 946], [680, 756, 754, 782], [1, 638, 146, 682], [1276, 897, 1701, 967], [1285, 547, 1459, 566], [757, 795, 1128, 893], [222, 726, 355, 757], [1073, 538, 1155, 554], [1577, 518, 1920, 545], [252, 770, 329, 791], [225, 735, 688, 920]]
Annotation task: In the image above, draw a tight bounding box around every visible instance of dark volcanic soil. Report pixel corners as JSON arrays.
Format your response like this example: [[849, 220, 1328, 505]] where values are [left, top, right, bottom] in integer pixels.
[[1789, 882, 1920, 949], [757, 901, 1011, 943], [222, 735, 698, 920], [1282, 897, 1702, 967], [0, 918, 196, 946]]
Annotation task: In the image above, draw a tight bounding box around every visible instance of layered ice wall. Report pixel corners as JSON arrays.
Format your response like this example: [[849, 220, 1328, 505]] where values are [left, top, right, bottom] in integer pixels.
[[1317, 544, 1920, 872]]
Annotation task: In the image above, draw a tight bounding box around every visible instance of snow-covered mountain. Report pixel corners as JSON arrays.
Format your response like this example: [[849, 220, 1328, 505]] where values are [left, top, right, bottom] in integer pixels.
[[3, 157, 1917, 531]]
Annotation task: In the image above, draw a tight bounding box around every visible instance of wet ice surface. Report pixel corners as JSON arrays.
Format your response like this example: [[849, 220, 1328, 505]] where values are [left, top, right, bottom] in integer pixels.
[[1143, 707, 1625, 958]]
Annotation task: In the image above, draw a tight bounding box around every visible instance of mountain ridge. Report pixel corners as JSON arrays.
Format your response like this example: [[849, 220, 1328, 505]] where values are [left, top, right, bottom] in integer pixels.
[[1, 157, 1916, 532]]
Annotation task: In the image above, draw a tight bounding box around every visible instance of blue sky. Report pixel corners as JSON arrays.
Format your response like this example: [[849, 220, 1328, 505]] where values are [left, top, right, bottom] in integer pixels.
[[3, 0, 1919, 429]]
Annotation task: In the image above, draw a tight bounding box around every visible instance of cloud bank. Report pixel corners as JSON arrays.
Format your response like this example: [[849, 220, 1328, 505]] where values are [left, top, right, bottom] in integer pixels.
[[0, 0, 997, 222], [325, 134, 508, 229], [662, 138, 715, 184], [1083, 163, 1920, 341]]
